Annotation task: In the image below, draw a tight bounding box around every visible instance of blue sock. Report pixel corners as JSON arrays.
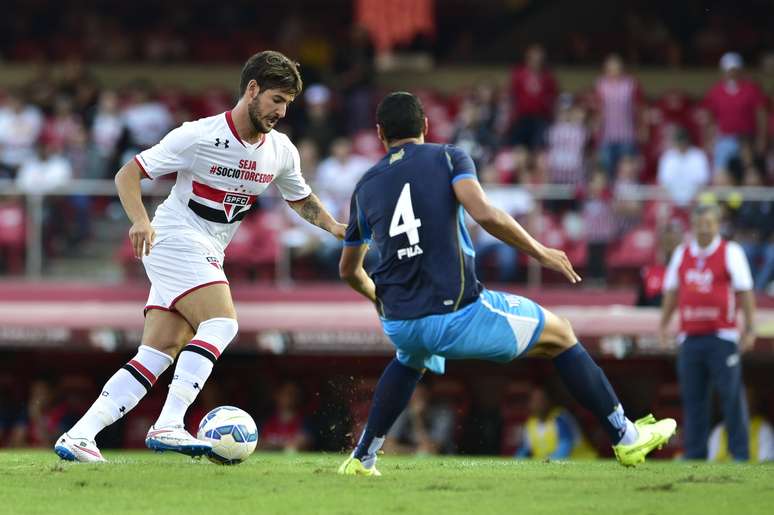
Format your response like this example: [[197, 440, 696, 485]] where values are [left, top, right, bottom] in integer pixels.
[[353, 359, 423, 462], [553, 343, 628, 444]]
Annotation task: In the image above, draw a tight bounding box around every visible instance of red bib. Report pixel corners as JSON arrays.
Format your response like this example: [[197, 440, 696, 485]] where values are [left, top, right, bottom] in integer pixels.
[[677, 240, 736, 334]]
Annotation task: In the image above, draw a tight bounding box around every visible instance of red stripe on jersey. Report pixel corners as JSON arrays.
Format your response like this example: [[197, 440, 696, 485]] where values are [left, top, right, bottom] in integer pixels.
[[225, 110, 245, 147], [189, 339, 222, 359], [128, 359, 157, 384], [225, 111, 265, 148], [192, 181, 257, 204], [134, 156, 152, 180]]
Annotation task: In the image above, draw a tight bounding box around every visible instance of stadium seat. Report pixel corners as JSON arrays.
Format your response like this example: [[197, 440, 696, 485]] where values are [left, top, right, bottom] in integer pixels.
[[116, 238, 145, 280], [224, 211, 280, 281], [606, 225, 657, 268]]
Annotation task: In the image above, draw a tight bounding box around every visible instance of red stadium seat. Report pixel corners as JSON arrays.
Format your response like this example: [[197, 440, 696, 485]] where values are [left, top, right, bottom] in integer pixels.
[[224, 211, 280, 281], [115, 238, 144, 279], [607, 225, 657, 268]]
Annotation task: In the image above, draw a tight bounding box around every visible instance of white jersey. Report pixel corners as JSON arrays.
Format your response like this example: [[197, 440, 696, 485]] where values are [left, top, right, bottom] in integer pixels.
[[135, 111, 311, 253]]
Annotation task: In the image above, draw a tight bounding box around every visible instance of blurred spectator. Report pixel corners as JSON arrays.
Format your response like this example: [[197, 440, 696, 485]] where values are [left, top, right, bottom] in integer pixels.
[[333, 25, 375, 134], [612, 155, 643, 234], [594, 54, 643, 177], [582, 170, 616, 284], [709, 388, 774, 463], [258, 382, 312, 452], [515, 387, 596, 460], [703, 52, 767, 171], [16, 140, 73, 193], [9, 379, 56, 447], [0, 380, 23, 447], [507, 44, 558, 149], [0, 89, 44, 177], [636, 220, 684, 307], [473, 166, 533, 282], [734, 167, 774, 291], [42, 95, 84, 151], [297, 138, 321, 179], [385, 383, 455, 455], [316, 137, 372, 220], [89, 90, 124, 178], [117, 80, 173, 163], [451, 95, 498, 169], [657, 127, 711, 207], [297, 84, 340, 156], [63, 124, 94, 247], [546, 95, 588, 186], [313, 137, 373, 275]]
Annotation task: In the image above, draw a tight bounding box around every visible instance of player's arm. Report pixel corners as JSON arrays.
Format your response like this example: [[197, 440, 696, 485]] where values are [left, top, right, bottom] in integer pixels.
[[659, 289, 678, 347], [339, 244, 377, 303], [114, 159, 155, 258], [739, 290, 756, 352], [452, 178, 581, 284], [659, 246, 682, 349], [286, 193, 346, 240], [727, 241, 756, 351]]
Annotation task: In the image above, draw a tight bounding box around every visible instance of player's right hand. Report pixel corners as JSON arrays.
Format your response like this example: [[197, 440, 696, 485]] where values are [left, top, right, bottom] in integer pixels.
[[658, 327, 672, 349], [536, 246, 582, 284], [129, 220, 155, 258]]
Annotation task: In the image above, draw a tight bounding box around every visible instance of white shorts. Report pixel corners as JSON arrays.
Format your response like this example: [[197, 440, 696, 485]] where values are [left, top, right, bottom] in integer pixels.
[[142, 231, 228, 315]]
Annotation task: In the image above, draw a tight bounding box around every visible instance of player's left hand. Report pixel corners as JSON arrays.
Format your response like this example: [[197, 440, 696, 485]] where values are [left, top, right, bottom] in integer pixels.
[[536, 246, 582, 284], [331, 222, 347, 240]]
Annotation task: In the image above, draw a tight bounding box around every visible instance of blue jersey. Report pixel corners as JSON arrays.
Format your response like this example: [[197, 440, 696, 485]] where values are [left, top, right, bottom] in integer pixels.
[[344, 143, 482, 320]]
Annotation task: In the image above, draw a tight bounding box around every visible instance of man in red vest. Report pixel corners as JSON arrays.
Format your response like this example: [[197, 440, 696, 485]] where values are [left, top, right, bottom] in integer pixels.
[[660, 204, 756, 460]]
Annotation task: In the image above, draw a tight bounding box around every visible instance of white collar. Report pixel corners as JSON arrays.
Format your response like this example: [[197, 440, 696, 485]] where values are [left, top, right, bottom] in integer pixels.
[[690, 235, 721, 257]]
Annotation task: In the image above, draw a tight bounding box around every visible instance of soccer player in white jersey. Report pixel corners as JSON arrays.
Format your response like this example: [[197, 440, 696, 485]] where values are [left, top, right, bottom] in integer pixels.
[[54, 51, 346, 462]]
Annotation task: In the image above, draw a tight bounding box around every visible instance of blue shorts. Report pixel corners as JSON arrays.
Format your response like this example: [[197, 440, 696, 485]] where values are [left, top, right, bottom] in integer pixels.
[[381, 289, 545, 374]]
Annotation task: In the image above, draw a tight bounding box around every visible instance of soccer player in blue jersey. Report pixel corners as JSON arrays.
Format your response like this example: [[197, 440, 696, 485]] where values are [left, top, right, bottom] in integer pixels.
[[337, 92, 676, 475]]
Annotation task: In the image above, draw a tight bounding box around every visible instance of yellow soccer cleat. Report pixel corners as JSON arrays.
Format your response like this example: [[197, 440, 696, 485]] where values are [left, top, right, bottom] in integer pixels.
[[613, 414, 677, 467], [337, 456, 382, 477]]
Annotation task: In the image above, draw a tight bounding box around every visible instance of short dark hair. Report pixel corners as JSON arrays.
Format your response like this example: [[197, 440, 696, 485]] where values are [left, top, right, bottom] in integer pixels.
[[376, 92, 425, 142], [239, 51, 303, 96]]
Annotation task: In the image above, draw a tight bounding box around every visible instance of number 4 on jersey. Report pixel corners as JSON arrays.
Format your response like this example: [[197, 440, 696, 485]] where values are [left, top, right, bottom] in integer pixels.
[[390, 183, 423, 260]]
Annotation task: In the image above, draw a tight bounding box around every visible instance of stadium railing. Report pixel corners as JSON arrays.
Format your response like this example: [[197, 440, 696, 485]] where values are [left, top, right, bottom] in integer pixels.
[[2, 179, 773, 284]]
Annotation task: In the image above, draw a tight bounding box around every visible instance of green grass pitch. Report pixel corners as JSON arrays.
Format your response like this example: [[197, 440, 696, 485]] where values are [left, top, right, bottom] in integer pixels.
[[1, 451, 772, 515]]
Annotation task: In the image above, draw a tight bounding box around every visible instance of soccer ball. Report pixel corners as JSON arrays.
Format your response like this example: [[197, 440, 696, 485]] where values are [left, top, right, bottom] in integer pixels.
[[197, 406, 258, 465]]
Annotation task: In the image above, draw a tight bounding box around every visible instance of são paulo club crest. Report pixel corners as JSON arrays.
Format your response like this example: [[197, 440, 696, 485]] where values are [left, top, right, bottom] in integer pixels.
[[223, 193, 250, 222]]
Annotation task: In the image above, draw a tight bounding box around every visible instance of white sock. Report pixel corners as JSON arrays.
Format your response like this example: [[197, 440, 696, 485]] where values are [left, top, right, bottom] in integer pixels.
[[357, 435, 385, 469], [155, 317, 237, 428], [69, 345, 172, 440], [619, 418, 639, 445]]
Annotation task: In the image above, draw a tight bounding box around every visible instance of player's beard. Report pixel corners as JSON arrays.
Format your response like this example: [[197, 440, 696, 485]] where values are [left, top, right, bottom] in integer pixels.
[[247, 97, 278, 134]]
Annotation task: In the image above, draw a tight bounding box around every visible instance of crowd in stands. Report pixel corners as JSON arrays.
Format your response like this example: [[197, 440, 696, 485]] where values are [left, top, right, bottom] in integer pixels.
[[1, 42, 774, 290]]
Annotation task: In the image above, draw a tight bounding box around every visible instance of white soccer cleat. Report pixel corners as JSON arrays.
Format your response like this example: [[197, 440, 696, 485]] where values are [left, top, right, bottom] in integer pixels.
[[54, 433, 106, 463], [145, 424, 212, 457]]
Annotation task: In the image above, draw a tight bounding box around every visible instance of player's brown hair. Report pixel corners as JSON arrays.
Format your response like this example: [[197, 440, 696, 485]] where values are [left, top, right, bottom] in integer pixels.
[[239, 50, 303, 97]]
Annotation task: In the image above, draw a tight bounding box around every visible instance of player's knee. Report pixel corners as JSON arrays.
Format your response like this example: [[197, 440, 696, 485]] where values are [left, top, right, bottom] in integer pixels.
[[195, 317, 239, 349], [144, 338, 185, 358], [556, 317, 577, 348]]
